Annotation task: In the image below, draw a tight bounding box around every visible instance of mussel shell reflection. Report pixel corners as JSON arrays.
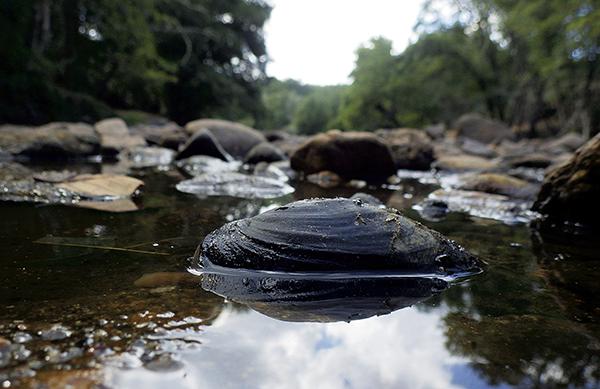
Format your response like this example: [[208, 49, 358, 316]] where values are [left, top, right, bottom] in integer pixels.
[[201, 271, 448, 323]]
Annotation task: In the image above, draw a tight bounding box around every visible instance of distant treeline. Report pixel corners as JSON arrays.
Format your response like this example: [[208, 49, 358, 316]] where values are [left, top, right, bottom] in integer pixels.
[[1, 0, 599, 137], [262, 0, 600, 137]]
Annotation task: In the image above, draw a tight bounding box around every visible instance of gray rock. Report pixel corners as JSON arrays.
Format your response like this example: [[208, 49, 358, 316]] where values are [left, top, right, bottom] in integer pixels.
[[95, 118, 146, 155], [244, 142, 286, 165], [176, 155, 240, 177], [454, 113, 513, 144], [184, 119, 266, 159], [0, 123, 100, 158], [376, 128, 435, 170], [176, 172, 294, 199], [176, 129, 232, 161]]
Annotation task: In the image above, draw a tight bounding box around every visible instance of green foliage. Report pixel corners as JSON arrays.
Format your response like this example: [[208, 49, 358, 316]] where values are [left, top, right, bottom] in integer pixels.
[[293, 85, 346, 134], [258, 79, 311, 130], [0, 0, 271, 125]]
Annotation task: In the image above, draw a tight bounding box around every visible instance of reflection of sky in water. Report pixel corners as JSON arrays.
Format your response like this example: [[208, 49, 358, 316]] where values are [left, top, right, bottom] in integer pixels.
[[110, 304, 506, 389]]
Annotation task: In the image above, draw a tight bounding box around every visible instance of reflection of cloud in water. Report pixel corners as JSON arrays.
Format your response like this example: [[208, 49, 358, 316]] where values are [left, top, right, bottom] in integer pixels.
[[111, 306, 479, 389]]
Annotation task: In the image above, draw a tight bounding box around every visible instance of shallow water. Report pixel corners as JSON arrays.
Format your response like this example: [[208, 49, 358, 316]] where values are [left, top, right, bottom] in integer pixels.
[[1, 163, 599, 388]]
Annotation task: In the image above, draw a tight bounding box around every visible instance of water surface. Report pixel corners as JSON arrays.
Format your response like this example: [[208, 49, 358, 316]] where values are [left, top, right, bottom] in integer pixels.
[[1, 164, 599, 388]]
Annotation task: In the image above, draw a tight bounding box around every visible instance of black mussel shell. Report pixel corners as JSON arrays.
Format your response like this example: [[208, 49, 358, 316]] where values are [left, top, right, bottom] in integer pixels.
[[200, 198, 481, 274]]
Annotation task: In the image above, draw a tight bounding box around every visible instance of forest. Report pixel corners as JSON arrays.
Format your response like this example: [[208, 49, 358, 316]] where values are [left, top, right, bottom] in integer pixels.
[[1, 0, 599, 138]]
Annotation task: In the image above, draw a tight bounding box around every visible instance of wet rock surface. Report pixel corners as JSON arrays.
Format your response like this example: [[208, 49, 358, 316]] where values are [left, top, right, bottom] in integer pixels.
[[533, 133, 600, 227], [176, 172, 294, 199], [434, 154, 499, 172], [95, 118, 146, 156], [424, 189, 536, 224], [127, 147, 175, 168], [0, 123, 101, 158], [291, 131, 396, 182], [376, 128, 435, 170], [453, 113, 513, 144], [0, 173, 144, 212], [244, 142, 286, 164], [176, 128, 232, 161], [199, 198, 482, 273], [131, 122, 188, 150], [184, 119, 266, 159], [176, 155, 240, 177], [457, 173, 538, 200]]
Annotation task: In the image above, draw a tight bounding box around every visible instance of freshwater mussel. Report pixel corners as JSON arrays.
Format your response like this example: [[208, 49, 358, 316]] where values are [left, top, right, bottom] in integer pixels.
[[198, 197, 482, 275], [196, 197, 482, 322]]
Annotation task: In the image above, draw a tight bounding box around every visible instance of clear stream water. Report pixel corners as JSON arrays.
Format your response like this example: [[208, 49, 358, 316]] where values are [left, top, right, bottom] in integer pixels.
[[0, 163, 599, 388]]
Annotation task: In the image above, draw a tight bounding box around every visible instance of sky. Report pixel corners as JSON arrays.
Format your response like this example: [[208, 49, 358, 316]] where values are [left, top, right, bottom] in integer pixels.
[[264, 0, 426, 86]]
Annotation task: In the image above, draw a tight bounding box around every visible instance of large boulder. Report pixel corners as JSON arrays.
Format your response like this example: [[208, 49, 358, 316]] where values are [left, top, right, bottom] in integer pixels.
[[375, 128, 435, 170], [176, 129, 232, 161], [94, 118, 146, 155], [0, 123, 100, 158], [290, 131, 396, 182], [454, 113, 513, 144], [131, 122, 188, 150], [184, 119, 266, 160], [532, 133, 600, 227]]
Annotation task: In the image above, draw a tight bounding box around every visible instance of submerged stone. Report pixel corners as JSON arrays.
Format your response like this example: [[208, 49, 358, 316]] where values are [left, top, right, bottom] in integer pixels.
[[176, 172, 294, 199], [199, 198, 482, 273], [424, 189, 537, 224], [126, 147, 175, 168], [176, 155, 241, 177]]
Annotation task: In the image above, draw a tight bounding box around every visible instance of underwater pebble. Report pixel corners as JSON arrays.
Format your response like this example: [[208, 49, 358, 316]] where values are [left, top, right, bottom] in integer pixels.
[[39, 325, 72, 341]]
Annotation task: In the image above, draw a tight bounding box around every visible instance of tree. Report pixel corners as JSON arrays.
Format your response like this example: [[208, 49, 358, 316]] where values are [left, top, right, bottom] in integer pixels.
[[293, 85, 345, 134], [0, 0, 272, 125]]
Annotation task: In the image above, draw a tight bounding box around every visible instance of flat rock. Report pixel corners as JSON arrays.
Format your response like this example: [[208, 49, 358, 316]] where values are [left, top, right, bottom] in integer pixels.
[[176, 172, 294, 199], [57, 174, 143, 198], [0, 123, 100, 158], [425, 189, 536, 224], [434, 154, 499, 172], [176, 155, 240, 177], [126, 147, 175, 168], [457, 173, 538, 199], [0, 173, 144, 213]]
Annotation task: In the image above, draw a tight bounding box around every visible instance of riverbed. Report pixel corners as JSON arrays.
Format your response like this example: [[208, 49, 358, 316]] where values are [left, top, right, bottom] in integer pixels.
[[1, 163, 599, 388]]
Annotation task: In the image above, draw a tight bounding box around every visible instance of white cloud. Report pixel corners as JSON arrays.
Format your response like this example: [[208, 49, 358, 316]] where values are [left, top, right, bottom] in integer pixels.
[[264, 0, 425, 85], [110, 305, 471, 389]]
